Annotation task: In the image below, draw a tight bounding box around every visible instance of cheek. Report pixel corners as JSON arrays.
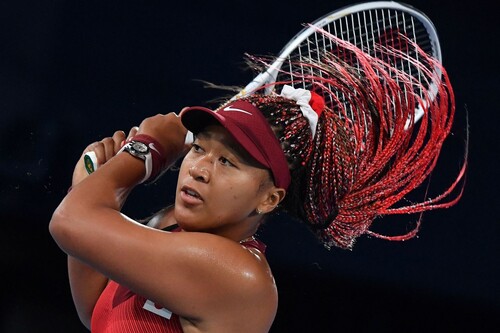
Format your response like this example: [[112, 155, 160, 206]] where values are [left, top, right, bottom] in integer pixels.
[[178, 157, 191, 174], [222, 180, 259, 204], [217, 185, 239, 201], [227, 186, 239, 200]]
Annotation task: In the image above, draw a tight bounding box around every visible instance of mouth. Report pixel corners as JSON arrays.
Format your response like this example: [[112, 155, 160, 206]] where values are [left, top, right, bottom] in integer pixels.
[[180, 185, 204, 202]]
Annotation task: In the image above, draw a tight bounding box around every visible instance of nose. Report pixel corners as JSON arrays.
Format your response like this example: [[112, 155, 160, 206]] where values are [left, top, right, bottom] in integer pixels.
[[189, 164, 210, 183]]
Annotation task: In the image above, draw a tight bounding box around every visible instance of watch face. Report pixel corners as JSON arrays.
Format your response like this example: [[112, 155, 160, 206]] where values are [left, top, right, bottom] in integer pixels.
[[131, 141, 148, 153]]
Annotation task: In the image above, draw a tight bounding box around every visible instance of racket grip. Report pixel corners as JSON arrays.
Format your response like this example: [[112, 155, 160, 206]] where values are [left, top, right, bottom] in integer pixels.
[[84, 151, 99, 174]]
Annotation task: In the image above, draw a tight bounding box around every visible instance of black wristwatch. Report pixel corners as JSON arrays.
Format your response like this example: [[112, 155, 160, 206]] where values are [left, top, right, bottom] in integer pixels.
[[122, 141, 149, 160], [119, 140, 153, 182]]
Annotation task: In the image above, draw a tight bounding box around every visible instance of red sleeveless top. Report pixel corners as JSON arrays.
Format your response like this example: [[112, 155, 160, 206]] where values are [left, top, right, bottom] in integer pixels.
[[91, 225, 266, 333]]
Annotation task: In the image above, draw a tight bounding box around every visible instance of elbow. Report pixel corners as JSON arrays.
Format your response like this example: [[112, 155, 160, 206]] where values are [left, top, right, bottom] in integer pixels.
[[49, 205, 75, 254]]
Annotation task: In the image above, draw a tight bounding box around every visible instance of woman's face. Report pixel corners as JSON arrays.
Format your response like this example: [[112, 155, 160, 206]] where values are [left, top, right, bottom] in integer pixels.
[[174, 125, 277, 237]]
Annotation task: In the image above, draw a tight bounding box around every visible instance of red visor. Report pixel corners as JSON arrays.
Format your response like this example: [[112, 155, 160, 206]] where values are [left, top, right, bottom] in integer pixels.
[[180, 100, 291, 190]]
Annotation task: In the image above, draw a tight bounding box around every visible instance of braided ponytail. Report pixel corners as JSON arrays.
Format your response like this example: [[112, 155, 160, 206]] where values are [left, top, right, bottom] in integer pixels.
[[240, 30, 465, 250]]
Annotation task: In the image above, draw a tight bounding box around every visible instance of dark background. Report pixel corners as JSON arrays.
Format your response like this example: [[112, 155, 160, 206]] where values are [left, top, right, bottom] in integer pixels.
[[1, 0, 498, 332]]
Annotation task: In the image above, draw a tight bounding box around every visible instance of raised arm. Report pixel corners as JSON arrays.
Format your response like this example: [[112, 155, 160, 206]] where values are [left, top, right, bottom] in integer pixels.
[[67, 129, 129, 328]]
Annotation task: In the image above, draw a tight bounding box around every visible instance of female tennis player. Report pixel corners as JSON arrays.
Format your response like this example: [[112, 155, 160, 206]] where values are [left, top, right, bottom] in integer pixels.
[[49, 27, 464, 333]]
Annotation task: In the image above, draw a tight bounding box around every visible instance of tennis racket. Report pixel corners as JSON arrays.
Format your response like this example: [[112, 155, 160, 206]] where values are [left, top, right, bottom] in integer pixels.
[[84, 1, 442, 174], [233, 1, 442, 122]]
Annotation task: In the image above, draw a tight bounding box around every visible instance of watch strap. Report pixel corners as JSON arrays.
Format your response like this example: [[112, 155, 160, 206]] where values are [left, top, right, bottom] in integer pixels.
[[119, 134, 166, 184]]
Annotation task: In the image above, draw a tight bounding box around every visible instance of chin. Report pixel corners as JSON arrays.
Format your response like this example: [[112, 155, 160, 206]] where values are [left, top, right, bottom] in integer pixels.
[[173, 205, 203, 232]]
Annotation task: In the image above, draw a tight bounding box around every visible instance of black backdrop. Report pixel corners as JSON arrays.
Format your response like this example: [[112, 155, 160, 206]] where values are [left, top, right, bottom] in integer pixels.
[[1, 0, 498, 332]]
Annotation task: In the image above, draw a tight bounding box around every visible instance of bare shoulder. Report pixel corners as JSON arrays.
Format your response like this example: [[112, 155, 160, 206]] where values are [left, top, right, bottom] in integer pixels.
[[153, 209, 277, 306], [168, 232, 278, 331], [170, 231, 276, 295]]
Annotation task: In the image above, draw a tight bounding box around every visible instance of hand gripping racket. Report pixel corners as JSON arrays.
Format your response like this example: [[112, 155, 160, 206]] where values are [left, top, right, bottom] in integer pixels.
[[233, 1, 442, 122]]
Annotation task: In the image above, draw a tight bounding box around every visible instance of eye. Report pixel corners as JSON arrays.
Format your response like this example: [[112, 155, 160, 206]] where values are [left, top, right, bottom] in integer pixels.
[[191, 143, 203, 153], [219, 156, 235, 167]]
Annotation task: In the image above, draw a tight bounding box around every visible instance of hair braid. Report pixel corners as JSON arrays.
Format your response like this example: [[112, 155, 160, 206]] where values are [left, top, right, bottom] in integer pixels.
[[240, 95, 313, 219], [240, 29, 465, 250]]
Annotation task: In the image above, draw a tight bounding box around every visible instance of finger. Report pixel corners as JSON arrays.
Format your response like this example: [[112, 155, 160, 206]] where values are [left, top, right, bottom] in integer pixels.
[[100, 137, 117, 162], [176, 110, 193, 145], [126, 126, 139, 142], [83, 141, 106, 173], [82, 131, 122, 174], [112, 130, 126, 153]]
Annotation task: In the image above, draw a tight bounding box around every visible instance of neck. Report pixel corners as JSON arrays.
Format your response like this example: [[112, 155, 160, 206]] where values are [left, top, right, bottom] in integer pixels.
[[163, 205, 263, 243]]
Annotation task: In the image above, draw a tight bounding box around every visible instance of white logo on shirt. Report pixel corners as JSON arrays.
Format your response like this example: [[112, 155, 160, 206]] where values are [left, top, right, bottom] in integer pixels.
[[143, 299, 173, 319]]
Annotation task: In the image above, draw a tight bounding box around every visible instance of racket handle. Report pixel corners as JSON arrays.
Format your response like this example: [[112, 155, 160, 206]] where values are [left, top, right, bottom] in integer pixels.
[[84, 151, 98, 174]]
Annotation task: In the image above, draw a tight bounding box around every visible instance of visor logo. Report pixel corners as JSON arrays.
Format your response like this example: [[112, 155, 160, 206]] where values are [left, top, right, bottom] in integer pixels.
[[221, 106, 252, 115]]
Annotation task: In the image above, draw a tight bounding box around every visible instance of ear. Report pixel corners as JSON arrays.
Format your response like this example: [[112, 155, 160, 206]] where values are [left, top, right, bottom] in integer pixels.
[[257, 187, 286, 215]]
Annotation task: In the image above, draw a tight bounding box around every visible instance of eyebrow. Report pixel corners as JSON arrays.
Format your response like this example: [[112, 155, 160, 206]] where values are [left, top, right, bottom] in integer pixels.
[[196, 129, 262, 168]]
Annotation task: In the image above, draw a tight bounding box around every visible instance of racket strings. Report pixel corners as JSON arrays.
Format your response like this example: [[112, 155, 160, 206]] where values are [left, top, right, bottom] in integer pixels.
[[277, 8, 437, 116]]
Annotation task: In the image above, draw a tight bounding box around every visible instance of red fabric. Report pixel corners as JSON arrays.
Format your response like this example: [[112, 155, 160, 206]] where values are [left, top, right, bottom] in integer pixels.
[[91, 280, 183, 333], [309, 91, 325, 117], [241, 237, 266, 253], [129, 134, 167, 183]]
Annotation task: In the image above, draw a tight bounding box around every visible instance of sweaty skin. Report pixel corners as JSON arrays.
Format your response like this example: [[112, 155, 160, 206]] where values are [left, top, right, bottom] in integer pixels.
[[50, 114, 282, 332]]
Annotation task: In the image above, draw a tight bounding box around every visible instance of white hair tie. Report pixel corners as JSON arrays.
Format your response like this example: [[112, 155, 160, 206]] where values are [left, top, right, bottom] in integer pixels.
[[280, 85, 320, 138]]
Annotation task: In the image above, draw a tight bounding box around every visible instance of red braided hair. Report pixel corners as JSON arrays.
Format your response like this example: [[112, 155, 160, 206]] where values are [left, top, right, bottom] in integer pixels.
[[238, 28, 466, 250]]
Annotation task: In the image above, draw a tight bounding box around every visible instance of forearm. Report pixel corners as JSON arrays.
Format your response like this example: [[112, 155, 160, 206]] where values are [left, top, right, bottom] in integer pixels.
[[72, 152, 145, 209], [49, 152, 145, 257]]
